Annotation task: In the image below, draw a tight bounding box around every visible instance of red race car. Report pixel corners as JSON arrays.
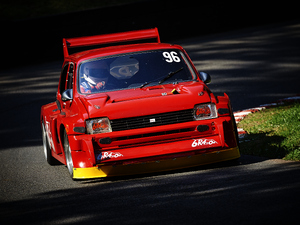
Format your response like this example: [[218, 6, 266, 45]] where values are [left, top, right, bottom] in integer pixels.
[[41, 28, 240, 179]]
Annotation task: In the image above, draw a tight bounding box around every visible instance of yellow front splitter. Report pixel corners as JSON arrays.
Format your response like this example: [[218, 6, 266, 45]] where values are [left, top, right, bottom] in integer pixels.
[[73, 147, 240, 179]]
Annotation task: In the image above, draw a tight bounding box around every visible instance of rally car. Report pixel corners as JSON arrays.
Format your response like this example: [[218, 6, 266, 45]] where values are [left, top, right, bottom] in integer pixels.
[[41, 28, 240, 179]]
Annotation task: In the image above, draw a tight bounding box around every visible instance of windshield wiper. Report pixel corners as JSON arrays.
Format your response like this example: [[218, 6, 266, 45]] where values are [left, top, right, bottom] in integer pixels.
[[139, 81, 153, 89], [158, 67, 183, 84], [139, 67, 184, 89]]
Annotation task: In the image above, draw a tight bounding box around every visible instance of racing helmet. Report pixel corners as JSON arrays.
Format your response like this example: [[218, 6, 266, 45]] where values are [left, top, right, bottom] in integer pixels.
[[81, 61, 109, 85]]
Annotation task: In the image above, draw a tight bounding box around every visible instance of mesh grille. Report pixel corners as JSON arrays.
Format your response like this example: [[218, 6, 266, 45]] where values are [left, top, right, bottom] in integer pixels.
[[111, 109, 194, 132]]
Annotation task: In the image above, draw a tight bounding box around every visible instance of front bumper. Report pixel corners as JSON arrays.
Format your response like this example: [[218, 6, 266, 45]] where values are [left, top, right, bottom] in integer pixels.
[[73, 146, 240, 179], [69, 115, 239, 179]]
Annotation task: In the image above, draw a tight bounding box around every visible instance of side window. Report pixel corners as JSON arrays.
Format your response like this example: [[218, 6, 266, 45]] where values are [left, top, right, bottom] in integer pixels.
[[67, 63, 74, 89], [59, 64, 69, 94]]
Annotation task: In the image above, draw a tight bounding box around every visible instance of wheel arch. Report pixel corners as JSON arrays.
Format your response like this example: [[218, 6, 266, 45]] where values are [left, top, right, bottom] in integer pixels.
[[59, 123, 65, 145]]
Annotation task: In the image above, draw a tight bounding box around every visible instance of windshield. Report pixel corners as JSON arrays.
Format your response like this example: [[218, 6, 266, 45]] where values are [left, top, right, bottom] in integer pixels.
[[78, 50, 197, 94]]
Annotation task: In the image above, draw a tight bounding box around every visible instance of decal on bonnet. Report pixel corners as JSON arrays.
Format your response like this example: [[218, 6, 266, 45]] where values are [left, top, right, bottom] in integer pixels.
[[192, 138, 218, 148]]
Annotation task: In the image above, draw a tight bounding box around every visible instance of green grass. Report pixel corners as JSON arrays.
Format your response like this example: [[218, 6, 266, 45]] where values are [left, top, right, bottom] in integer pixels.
[[238, 102, 300, 161]]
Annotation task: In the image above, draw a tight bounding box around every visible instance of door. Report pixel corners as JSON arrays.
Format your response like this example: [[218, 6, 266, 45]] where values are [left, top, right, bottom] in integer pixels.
[[51, 62, 75, 154]]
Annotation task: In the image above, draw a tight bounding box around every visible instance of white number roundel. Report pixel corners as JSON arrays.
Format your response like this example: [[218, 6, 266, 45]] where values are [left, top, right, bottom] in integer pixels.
[[163, 51, 181, 63]]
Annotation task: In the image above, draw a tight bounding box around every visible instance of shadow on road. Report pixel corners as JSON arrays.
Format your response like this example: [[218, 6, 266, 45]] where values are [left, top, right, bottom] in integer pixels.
[[240, 132, 288, 159], [0, 62, 61, 150], [1, 156, 299, 225], [178, 21, 300, 111]]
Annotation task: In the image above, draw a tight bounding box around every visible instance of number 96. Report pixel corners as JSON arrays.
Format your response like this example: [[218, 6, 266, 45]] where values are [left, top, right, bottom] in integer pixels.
[[163, 51, 181, 63]]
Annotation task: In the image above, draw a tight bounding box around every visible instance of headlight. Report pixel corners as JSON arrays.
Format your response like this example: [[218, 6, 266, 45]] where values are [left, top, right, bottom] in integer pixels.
[[86, 117, 112, 134], [193, 103, 218, 120]]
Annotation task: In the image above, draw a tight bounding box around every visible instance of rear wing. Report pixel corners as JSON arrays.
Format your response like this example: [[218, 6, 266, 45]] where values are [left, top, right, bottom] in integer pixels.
[[62, 28, 160, 58]]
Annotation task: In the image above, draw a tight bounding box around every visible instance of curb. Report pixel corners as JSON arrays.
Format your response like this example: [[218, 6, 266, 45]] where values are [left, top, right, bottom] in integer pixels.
[[234, 96, 300, 140]]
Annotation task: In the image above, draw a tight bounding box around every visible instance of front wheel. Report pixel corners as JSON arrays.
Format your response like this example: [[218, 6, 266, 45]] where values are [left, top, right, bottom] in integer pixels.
[[63, 130, 74, 178], [42, 122, 58, 165]]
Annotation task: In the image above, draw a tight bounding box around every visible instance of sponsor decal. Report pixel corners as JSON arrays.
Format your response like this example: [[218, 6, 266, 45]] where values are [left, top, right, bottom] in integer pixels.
[[98, 151, 123, 161], [45, 120, 56, 153], [192, 138, 218, 148]]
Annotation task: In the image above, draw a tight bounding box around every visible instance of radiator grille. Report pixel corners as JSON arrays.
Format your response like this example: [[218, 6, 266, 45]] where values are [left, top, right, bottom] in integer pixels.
[[111, 109, 194, 132]]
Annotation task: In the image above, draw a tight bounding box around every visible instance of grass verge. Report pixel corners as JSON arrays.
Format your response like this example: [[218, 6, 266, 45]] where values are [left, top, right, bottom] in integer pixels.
[[238, 102, 300, 161]]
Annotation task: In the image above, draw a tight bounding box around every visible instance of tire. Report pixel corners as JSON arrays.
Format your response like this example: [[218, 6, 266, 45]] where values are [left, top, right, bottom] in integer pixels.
[[63, 130, 74, 178], [42, 122, 58, 165]]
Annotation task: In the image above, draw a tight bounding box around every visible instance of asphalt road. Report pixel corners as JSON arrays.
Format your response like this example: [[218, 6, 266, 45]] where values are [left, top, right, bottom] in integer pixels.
[[1, 21, 300, 225]]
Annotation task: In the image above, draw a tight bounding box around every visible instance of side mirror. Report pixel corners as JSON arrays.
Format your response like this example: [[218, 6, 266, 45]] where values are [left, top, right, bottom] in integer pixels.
[[199, 72, 211, 84], [62, 89, 73, 101]]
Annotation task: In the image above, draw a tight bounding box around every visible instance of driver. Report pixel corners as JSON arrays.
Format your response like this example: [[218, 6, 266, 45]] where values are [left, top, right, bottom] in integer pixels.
[[80, 61, 109, 94]]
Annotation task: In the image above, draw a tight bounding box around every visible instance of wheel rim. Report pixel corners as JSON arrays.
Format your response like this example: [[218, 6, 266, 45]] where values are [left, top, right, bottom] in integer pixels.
[[42, 123, 48, 160], [66, 145, 74, 176], [64, 132, 74, 177]]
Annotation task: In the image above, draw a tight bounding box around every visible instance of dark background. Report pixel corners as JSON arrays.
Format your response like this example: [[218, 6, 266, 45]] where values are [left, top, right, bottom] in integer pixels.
[[2, 0, 299, 67], [1, 2, 300, 224]]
